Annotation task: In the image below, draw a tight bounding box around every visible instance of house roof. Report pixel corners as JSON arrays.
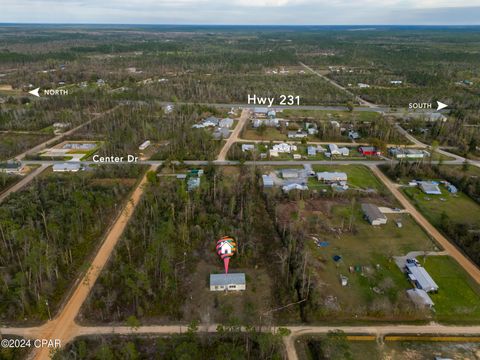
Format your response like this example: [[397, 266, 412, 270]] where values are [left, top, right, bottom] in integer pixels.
[[406, 264, 439, 292], [407, 288, 434, 307], [361, 203, 387, 221], [262, 175, 274, 186], [53, 163, 81, 171], [316, 172, 347, 181], [210, 273, 246, 286], [420, 182, 441, 194]]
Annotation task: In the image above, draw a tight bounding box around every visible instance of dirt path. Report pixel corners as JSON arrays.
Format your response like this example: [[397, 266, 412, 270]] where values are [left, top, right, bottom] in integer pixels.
[[370, 165, 480, 283], [29, 165, 157, 360], [0, 164, 49, 204], [299, 62, 377, 108], [216, 108, 250, 161]]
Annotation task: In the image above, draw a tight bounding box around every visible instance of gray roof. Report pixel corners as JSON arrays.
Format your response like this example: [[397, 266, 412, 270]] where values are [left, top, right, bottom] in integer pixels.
[[407, 288, 434, 307], [406, 263, 439, 292], [53, 163, 81, 171], [210, 273, 245, 286], [420, 182, 441, 194], [361, 203, 387, 222], [262, 175, 274, 186], [316, 171, 347, 181]]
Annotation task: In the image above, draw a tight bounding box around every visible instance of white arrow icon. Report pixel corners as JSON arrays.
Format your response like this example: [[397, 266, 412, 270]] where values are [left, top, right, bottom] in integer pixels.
[[29, 87, 40, 97], [436, 101, 448, 111]]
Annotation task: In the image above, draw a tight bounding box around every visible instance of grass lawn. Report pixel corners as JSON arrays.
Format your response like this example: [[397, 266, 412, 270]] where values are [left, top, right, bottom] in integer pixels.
[[312, 165, 386, 192], [403, 185, 480, 227], [424, 256, 480, 323], [302, 201, 435, 322]]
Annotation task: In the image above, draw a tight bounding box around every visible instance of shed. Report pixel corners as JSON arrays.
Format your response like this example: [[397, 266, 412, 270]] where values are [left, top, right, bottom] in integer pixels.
[[406, 288, 434, 308], [210, 273, 246, 291], [262, 175, 274, 188], [361, 203, 387, 226]]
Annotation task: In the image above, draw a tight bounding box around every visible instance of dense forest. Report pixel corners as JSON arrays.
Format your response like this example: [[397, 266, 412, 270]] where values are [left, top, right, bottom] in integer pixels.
[[0, 165, 145, 323], [53, 327, 285, 360], [80, 166, 291, 324], [70, 103, 222, 161]]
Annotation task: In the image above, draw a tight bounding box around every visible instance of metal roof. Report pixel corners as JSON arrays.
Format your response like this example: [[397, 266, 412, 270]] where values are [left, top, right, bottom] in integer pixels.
[[361, 203, 387, 221], [210, 273, 245, 286], [406, 264, 439, 292]]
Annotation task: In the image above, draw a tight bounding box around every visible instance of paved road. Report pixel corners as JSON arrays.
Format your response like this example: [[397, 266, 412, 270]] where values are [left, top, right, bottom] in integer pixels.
[[217, 108, 250, 161], [370, 165, 480, 284], [31, 165, 157, 360], [0, 165, 49, 204]]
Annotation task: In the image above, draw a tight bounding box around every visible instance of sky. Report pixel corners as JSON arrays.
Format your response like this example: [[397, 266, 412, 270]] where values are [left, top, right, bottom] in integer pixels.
[[1, 0, 480, 25]]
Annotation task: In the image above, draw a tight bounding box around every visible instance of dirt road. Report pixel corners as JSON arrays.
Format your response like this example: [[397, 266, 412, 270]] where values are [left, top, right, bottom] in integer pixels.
[[0, 164, 49, 204], [216, 108, 250, 161], [29, 165, 157, 360], [370, 165, 480, 284]]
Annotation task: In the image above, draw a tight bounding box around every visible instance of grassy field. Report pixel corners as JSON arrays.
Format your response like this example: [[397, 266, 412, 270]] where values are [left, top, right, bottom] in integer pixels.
[[424, 256, 480, 323], [282, 197, 436, 322], [311, 165, 387, 192], [403, 185, 480, 227]]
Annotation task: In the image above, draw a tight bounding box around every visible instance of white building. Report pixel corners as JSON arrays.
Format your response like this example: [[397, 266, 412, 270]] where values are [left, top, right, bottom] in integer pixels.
[[241, 144, 255, 152], [219, 118, 234, 128], [210, 273, 246, 291], [272, 143, 297, 153], [53, 163, 82, 172], [139, 140, 151, 150], [328, 144, 349, 156], [361, 203, 388, 226], [316, 172, 348, 183]]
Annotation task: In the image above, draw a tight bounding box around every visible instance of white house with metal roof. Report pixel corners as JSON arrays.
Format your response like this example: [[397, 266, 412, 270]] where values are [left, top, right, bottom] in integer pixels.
[[210, 273, 246, 291]]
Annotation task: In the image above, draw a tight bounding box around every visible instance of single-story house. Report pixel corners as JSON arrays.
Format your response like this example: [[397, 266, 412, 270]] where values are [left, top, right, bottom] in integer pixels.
[[420, 182, 442, 195], [389, 148, 430, 159], [406, 263, 439, 293], [282, 183, 308, 192], [219, 118, 234, 128], [210, 273, 246, 291], [361, 203, 387, 226], [357, 83, 370, 88], [262, 175, 274, 188], [348, 130, 360, 140], [406, 288, 434, 309], [187, 177, 201, 191], [316, 172, 347, 183], [307, 146, 317, 156], [0, 161, 24, 174], [241, 144, 255, 152], [272, 143, 297, 153], [328, 144, 349, 156], [358, 146, 379, 156], [213, 127, 230, 140], [53, 163, 82, 172], [288, 131, 308, 139], [282, 169, 300, 179], [390, 80, 403, 85]]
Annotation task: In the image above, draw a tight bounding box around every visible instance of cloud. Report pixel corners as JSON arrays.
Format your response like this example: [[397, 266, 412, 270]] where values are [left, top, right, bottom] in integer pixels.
[[1, 0, 480, 24]]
